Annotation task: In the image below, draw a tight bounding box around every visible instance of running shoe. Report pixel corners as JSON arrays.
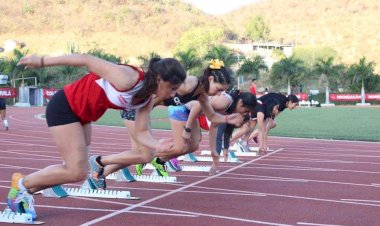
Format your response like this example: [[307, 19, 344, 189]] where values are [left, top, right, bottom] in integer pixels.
[[237, 140, 249, 152], [151, 158, 169, 177], [89, 156, 106, 190], [6, 173, 37, 220], [135, 163, 146, 176], [167, 158, 182, 171]]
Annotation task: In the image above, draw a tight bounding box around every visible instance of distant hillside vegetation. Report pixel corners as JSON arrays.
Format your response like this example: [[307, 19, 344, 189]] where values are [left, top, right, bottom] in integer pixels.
[[223, 0, 380, 71], [0, 0, 220, 59], [0, 0, 379, 72]]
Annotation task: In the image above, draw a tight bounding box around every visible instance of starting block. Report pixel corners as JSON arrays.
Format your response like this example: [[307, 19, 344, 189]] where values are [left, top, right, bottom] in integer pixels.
[[200, 150, 257, 157], [0, 208, 44, 224], [40, 184, 139, 200], [180, 153, 240, 163], [115, 167, 180, 183], [177, 153, 198, 162], [145, 163, 211, 172]]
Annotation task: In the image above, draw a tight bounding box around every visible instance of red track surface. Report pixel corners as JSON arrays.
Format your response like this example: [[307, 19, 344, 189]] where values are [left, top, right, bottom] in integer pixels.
[[1, 107, 380, 226]]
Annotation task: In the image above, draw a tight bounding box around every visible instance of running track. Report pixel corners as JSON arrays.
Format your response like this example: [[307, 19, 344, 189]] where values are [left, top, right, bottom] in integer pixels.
[[1, 107, 380, 226]]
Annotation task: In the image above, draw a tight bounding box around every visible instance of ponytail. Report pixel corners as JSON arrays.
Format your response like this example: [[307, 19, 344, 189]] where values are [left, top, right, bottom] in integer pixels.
[[133, 58, 186, 104]]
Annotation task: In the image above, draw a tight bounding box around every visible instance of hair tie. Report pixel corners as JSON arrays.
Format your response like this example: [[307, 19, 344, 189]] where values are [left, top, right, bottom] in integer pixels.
[[209, 59, 224, 69]]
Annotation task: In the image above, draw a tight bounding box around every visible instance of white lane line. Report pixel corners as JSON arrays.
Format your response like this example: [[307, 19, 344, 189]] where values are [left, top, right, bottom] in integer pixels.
[[250, 163, 380, 175], [0, 164, 41, 171], [280, 152, 380, 158], [297, 222, 343, 226], [0, 150, 60, 159], [0, 202, 197, 218], [270, 135, 380, 145], [79, 148, 287, 226], [341, 199, 380, 203], [243, 166, 337, 172]]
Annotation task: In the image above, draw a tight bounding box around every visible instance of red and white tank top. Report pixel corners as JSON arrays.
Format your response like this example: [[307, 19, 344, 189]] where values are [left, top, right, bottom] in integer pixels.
[[64, 66, 150, 124]]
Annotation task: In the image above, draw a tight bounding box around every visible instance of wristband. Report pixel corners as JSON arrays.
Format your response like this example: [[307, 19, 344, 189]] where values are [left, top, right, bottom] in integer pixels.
[[184, 126, 191, 133]]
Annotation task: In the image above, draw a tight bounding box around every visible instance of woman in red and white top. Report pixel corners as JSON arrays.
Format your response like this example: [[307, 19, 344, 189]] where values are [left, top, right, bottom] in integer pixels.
[[7, 54, 186, 220]]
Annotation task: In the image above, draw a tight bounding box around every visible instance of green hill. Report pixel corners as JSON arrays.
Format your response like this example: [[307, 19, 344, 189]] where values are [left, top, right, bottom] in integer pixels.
[[1, 0, 379, 72]]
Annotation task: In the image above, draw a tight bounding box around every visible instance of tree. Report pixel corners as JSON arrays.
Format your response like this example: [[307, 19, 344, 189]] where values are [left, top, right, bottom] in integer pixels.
[[270, 57, 305, 94], [237, 56, 268, 80], [203, 45, 239, 68], [174, 26, 224, 57], [348, 57, 376, 105], [174, 48, 202, 75], [246, 16, 270, 41], [313, 57, 337, 105]]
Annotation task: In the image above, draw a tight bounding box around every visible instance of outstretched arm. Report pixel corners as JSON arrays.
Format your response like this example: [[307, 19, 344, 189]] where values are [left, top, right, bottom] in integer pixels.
[[17, 54, 137, 91], [257, 113, 268, 151], [134, 99, 173, 153]]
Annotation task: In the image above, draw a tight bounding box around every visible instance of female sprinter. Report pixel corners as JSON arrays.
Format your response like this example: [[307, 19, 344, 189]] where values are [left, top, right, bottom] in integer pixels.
[[194, 89, 257, 175], [6, 54, 186, 219]]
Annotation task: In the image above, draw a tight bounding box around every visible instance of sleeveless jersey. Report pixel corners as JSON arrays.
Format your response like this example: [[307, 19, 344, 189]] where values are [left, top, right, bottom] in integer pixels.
[[63, 66, 149, 123]]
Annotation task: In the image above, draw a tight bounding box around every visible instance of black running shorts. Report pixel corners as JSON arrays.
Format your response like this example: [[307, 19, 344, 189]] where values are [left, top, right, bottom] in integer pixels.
[[45, 89, 80, 127], [0, 98, 6, 110]]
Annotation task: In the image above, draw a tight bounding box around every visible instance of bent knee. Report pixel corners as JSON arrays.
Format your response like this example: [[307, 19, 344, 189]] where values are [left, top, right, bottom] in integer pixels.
[[67, 168, 88, 182], [66, 163, 89, 182]]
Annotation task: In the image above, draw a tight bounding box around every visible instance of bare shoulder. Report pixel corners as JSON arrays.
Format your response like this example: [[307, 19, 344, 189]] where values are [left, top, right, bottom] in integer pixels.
[[176, 75, 198, 94], [114, 64, 140, 90]]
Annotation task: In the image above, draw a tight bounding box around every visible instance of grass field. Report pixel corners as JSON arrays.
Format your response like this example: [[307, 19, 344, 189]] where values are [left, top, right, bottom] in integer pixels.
[[95, 106, 380, 142]]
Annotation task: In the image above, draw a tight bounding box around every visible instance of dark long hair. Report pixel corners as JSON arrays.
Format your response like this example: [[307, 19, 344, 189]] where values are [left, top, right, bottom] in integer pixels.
[[133, 58, 186, 103], [226, 89, 257, 114], [287, 94, 299, 103], [264, 98, 280, 118], [200, 66, 231, 93]]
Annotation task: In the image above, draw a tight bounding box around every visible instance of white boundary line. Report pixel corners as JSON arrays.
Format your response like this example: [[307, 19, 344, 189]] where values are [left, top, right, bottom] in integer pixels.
[[297, 222, 343, 226], [79, 148, 286, 226]]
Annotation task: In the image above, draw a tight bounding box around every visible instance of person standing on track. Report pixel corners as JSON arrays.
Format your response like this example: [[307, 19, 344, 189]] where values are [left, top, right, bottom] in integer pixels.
[[6, 54, 187, 220], [249, 78, 257, 96], [0, 98, 9, 130]]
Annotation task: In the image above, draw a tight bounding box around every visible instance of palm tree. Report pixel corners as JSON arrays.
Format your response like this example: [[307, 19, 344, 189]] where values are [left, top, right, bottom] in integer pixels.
[[313, 57, 337, 105], [349, 57, 376, 105], [237, 56, 268, 80], [270, 57, 305, 94], [174, 48, 202, 75], [203, 45, 239, 68]]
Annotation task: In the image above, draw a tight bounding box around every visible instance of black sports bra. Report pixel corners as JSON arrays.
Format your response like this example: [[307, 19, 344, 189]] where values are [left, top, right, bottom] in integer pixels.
[[163, 79, 201, 106]]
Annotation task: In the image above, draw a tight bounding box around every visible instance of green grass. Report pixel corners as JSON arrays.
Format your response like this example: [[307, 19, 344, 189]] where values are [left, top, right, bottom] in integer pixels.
[[95, 107, 380, 142], [271, 107, 380, 141]]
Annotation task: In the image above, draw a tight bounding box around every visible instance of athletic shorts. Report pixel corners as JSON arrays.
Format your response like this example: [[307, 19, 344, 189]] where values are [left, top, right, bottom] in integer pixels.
[[198, 115, 210, 131], [0, 98, 6, 110], [168, 105, 189, 122], [120, 109, 136, 121], [46, 89, 81, 127]]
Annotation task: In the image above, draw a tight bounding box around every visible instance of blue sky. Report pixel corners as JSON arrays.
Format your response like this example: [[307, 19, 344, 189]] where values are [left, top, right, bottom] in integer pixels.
[[182, 0, 261, 15]]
